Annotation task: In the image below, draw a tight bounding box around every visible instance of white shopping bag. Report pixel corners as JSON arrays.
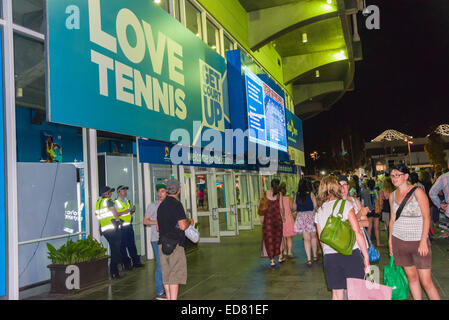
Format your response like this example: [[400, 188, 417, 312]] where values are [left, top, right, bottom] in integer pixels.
[[185, 225, 200, 243]]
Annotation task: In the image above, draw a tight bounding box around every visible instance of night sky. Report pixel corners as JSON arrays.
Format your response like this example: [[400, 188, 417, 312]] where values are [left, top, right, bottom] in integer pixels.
[[303, 0, 449, 154]]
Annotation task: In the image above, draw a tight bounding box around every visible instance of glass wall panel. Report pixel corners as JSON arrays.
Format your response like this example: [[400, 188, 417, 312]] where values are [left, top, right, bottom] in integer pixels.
[[206, 19, 220, 53], [185, 0, 202, 38], [223, 35, 234, 54], [15, 34, 86, 288], [14, 34, 45, 112], [174, 0, 181, 21], [13, 0, 44, 33], [97, 134, 144, 256]]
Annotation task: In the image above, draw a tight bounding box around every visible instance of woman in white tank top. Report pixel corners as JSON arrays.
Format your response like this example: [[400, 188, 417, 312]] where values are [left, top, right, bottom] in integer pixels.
[[389, 164, 440, 300]]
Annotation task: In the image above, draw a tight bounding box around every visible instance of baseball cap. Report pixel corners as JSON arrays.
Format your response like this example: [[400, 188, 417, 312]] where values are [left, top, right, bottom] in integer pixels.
[[156, 183, 167, 191], [117, 185, 129, 192], [166, 179, 180, 194], [100, 186, 115, 195]]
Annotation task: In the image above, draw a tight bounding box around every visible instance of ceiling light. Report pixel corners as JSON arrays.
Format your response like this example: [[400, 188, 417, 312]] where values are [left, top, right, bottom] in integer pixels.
[[335, 50, 346, 60], [315, 70, 320, 78], [327, 0, 332, 4], [302, 33, 308, 43], [324, 4, 332, 10], [154, 0, 161, 4]]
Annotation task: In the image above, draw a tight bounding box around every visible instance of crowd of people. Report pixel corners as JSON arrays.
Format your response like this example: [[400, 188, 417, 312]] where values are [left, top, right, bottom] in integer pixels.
[[96, 159, 449, 301], [258, 159, 449, 300]]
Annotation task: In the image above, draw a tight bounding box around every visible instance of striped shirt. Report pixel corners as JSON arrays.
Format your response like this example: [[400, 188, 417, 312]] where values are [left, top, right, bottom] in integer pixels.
[[391, 191, 423, 241], [429, 172, 449, 217]]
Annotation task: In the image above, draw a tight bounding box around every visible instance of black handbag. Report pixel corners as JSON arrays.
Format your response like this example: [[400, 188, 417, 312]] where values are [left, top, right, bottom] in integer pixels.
[[160, 234, 179, 255]]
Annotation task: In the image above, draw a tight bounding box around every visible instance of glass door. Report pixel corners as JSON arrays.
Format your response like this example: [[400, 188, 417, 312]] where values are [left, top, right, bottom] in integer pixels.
[[235, 172, 252, 230], [182, 168, 193, 221], [195, 168, 220, 242], [261, 175, 272, 192], [215, 171, 238, 236], [249, 174, 262, 226]]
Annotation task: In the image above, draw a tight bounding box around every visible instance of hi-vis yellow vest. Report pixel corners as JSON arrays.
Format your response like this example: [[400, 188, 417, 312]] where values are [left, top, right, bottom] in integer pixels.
[[115, 198, 132, 226], [95, 197, 115, 232]]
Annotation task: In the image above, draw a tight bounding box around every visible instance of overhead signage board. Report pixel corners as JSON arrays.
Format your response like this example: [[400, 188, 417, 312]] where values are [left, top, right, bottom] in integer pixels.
[[285, 109, 305, 166], [46, 0, 229, 146], [138, 139, 258, 171], [244, 67, 287, 153]]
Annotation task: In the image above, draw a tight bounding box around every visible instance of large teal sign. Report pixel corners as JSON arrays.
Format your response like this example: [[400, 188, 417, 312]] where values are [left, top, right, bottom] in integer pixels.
[[46, 0, 229, 144]]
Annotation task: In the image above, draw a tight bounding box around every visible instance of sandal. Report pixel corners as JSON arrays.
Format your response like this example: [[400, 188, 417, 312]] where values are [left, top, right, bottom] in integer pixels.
[[313, 256, 318, 262], [306, 260, 312, 267], [288, 253, 294, 258], [270, 260, 276, 267], [278, 256, 285, 263]]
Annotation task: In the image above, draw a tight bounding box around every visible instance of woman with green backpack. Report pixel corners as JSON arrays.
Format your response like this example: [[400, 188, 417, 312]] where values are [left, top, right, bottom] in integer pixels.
[[314, 176, 370, 300]]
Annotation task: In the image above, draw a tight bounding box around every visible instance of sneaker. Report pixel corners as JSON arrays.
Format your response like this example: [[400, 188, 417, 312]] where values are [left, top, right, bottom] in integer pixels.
[[155, 293, 167, 300]]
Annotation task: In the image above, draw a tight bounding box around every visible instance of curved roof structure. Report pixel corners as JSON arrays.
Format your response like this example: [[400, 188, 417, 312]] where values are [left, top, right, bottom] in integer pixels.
[[434, 124, 449, 136], [239, 0, 364, 119], [371, 130, 412, 142]]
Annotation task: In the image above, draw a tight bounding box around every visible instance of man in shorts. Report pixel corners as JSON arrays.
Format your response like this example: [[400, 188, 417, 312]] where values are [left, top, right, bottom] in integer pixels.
[[429, 158, 449, 238], [157, 179, 193, 300]]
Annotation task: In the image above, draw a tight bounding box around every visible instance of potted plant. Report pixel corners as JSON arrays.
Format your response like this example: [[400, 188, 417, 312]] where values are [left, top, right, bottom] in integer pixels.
[[47, 236, 109, 294]]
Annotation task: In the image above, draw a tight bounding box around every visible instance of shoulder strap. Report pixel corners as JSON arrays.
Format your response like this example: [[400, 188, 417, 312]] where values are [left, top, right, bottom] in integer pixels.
[[352, 197, 359, 211], [331, 199, 345, 217], [363, 228, 373, 247], [338, 199, 346, 217], [395, 187, 418, 221], [332, 199, 340, 214]]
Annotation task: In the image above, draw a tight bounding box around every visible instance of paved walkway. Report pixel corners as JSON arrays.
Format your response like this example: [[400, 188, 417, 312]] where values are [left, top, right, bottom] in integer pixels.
[[28, 225, 449, 300]]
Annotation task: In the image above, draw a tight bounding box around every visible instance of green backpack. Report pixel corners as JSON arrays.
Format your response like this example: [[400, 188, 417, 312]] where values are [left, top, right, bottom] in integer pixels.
[[320, 199, 356, 255]]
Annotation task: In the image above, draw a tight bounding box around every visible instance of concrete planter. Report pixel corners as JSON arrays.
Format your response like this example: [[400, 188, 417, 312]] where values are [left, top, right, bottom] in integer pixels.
[[47, 257, 109, 294]]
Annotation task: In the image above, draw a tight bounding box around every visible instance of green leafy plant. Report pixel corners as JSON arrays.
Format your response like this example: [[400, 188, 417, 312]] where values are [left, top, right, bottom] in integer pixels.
[[47, 236, 107, 265]]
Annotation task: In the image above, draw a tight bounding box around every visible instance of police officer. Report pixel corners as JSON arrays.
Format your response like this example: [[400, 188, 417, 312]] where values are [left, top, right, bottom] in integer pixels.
[[115, 185, 143, 269], [95, 186, 125, 279]]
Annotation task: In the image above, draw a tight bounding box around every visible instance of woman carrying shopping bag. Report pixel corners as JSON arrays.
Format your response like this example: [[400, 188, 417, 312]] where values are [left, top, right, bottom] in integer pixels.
[[388, 164, 440, 300], [315, 176, 370, 300]]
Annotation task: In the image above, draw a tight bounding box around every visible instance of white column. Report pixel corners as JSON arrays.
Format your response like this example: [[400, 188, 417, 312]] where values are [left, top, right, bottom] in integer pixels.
[[83, 128, 100, 241], [143, 161, 154, 260], [3, 0, 19, 301], [135, 138, 146, 257]]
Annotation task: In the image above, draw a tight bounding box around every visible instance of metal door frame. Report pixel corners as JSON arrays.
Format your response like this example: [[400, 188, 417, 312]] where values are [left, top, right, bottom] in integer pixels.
[[234, 171, 253, 230], [194, 167, 220, 243], [249, 173, 262, 226], [215, 170, 238, 236]]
